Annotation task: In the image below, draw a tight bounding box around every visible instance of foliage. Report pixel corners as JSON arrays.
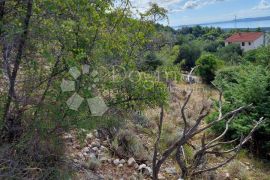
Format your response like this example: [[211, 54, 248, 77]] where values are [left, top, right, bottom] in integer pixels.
[[106, 70, 169, 110], [217, 44, 243, 64], [212, 64, 270, 157], [196, 54, 223, 83], [174, 43, 201, 71], [140, 52, 163, 71], [244, 45, 270, 66]]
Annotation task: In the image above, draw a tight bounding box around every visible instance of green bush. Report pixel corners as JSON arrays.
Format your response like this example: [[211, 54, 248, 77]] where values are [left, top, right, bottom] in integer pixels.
[[196, 54, 223, 83], [211, 64, 270, 158]]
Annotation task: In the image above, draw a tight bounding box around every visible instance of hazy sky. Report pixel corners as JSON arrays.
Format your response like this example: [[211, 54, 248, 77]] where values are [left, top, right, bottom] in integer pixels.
[[130, 0, 270, 26]]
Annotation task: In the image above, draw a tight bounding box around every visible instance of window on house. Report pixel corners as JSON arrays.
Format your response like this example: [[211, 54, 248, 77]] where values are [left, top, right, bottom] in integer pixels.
[[249, 42, 251, 45], [242, 42, 245, 46]]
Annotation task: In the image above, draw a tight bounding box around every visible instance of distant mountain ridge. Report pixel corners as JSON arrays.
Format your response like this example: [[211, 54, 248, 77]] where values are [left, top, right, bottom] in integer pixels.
[[175, 16, 270, 28]]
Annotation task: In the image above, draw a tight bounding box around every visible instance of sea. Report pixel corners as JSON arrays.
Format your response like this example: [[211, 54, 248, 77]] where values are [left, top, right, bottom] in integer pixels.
[[202, 20, 270, 30]]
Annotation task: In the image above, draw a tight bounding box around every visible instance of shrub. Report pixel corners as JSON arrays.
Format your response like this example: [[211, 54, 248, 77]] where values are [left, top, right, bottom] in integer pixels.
[[84, 158, 101, 171], [112, 129, 150, 161], [212, 64, 270, 158], [196, 54, 223, 83], [174, 43, 201, 71]]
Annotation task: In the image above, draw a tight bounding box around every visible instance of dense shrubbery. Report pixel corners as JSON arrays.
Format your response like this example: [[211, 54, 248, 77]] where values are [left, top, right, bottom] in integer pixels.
[[211, 64, 270, 158], [196, 54, 223, 83]]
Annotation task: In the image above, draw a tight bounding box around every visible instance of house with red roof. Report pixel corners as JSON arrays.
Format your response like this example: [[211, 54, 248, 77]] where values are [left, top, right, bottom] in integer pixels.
[[225, 32, 265, 52]]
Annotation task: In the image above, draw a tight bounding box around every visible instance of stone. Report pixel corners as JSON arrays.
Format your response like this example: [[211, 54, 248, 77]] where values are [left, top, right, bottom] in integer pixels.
[[100, 145, 107, 151], [129, 175, 137, 180], [127, 157, 136, 167], [91, 141, 101, 148], [113, 159, 120, 166], [164, 167, 177, 175], [82, 147, 90, 153], [63, 133, 73, 142], [143, 166, 152, 176], [89, 153, 96, 159], [225, 172, 230, 179], [158, 174, 166, 180], [100, 157, 108, 163], [119, 159, 126, 164], [107, 159, 112, 163], [118, 164, 124, 168], [134, 163, 139, 169], [138, 164, 147, 170], [92, 147, 99, 151], [86, 133, 94, 140]]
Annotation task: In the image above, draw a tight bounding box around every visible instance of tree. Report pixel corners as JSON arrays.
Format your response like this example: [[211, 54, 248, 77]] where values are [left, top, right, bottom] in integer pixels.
[[152, 86, 263, 179], [217, 44, 243, 64], [196, 54, 223, 83], [213, 64, 270, 157], [174, 43, 201, 71]]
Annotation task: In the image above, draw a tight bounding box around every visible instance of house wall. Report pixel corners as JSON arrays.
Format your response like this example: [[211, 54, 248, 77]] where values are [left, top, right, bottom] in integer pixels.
[[225, 35, 264, 52]]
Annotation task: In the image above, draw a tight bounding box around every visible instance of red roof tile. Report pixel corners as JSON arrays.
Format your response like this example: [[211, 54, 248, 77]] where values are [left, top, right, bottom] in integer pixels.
[[225, 32, 264, 43]]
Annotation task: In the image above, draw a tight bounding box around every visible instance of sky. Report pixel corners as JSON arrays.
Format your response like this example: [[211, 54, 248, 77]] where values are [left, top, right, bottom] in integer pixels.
[[130, 0, 270, 27]]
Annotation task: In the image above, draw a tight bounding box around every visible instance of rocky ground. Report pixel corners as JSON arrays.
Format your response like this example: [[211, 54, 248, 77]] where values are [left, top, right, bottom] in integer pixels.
[[61, 83, 270, 180]]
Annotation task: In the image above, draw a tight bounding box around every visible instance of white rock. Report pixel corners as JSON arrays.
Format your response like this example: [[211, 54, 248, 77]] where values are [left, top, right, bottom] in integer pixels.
[[82, 147, 90, 153], [128, 157, 136, 166], [158, 174, 166, 180], [100, 145, 107, 151], [89, 153, 96, 158], [134, 163, 139, 169], [165, 167, 177, 175], [118, 164, 124, 168], [86, 133, 94, 140], [119, 159, 126, 164], [143, 166, 152, 176], [92, 147, 99, 151], [113, 159, 120, 166], [138, 164, 147, 170], [107, 159, 112, 163], [91, 141, 101, 148]]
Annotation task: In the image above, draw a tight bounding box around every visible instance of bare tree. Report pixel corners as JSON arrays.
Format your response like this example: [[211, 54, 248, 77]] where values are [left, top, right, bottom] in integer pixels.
[[152, 88, 264, 180]]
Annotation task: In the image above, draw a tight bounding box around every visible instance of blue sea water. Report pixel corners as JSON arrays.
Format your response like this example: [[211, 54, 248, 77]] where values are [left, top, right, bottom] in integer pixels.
[[202, 20, 270, 29]]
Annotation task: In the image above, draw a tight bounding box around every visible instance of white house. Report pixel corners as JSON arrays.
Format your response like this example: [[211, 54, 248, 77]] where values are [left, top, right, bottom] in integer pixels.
[[225, 32, 265, 52]]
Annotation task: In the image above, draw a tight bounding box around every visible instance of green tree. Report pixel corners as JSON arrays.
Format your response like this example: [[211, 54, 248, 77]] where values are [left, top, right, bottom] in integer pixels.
[[217, 44, 243, 64], [174, 43, 201, 71], [212, 64, 270, 157], [196, 54, 223, 83]]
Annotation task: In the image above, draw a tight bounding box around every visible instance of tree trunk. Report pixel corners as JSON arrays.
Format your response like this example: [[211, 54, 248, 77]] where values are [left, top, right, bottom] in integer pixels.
[[2, 0, 33, 141]]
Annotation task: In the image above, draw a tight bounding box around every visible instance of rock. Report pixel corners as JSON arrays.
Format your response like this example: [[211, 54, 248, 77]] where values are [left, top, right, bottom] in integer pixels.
[[138, 164, 147, 170], [143, 166, 152, 176], [91, 141, 101, 148], [63, 133, 73, 142], [127, 157, 136, 167], [113, 159, 120, 166], [93, 130, 99, 137], [118, 164, 124, 168], [225, 172, 230, 179], [82, 147, 90, 153], [92, 147, 99, 151], [107, 159, 112, 163], [89, 153, 96, 159], [120, 159, 126, 164], [129, 175, 137, 180], [158, 174, 166, 180], [99, 157, 108, 163], [86, 133, 94, 140], [165, 167, 177, 175], [100, 145, 107, 151], [134, 163, 139, 169]]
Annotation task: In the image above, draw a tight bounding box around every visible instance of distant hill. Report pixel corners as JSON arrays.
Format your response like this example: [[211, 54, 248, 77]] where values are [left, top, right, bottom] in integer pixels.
[[174, 16, 270, 29]]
